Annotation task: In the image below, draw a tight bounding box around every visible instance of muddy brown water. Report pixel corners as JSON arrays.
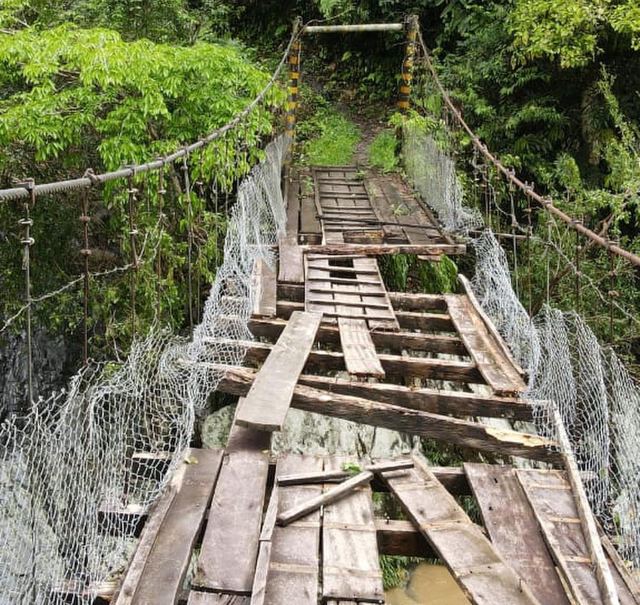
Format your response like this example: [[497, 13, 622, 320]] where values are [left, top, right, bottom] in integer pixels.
[[385, 563, 470, 604]]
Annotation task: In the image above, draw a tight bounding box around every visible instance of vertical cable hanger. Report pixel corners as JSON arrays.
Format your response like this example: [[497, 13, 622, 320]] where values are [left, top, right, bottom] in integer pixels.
[[156, 163, 166, 321], [182, 152, 194, 330], [79, 182, 92, 365], [19, 179, 36, 412], [127, 171, 140, 339]]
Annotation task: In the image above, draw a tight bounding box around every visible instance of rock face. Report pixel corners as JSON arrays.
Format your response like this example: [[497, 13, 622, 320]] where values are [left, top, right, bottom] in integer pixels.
[[0, 328, 79, 416]]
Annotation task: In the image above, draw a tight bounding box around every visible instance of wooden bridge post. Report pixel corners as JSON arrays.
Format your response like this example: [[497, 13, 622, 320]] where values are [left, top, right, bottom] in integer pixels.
[[398, 14, 419, 113]]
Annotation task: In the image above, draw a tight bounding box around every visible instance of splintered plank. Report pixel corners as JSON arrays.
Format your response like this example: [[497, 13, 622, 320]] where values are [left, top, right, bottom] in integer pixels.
[[235, 310, 322, 431], [278, 236, 304, 283], [464, 463, 571, 605], [115, 449, 224, 605], [380, 455, 543, 605], [251, 259, 277, 317], [322, 457, 384, 603], [194, 420, 271, 593], [518, 469, 637, 605], [263, 455, 323, 605], [338, 317, 385, 378], [445, 293, 526, 396]]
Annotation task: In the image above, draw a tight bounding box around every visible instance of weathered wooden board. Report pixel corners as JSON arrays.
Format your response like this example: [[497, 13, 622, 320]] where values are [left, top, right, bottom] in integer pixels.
[[217, 367, 560, 463], [304, 254, 398, 330], [194, 421, 271, 593], [322, 457, 384, 603], [263, 455, 324, 605], [445, 293, 526, 396], [278, 236, 304, 283], [299, 169, 322, 243], [235, 310, 322, 431], [188, 593, 250, 605], [247, 316, 468, 357], [285, 173, 300, 237], [339, 317, 385, 378], [227, 338, 482, 383], [464, 463, 571, 605], [381, 455, 543, 605], [251, 259, 277, 318], [115, 449, 224, 605], [518, 469, 637, 605]]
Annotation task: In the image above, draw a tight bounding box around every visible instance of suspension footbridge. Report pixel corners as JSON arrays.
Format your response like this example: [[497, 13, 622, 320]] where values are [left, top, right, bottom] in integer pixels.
[[0, 17, 639, 605]]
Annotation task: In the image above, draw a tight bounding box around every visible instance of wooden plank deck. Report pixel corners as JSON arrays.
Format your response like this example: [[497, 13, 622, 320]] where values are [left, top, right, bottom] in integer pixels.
[[251, 259, 277, 317], [262, 455, 323, 605], [304, 254, 398, 330], [194, 420, 271, 593], [322, 457, 384, 603], [114, 449, 224, 605], [518, 469, 638, 605], [465, 463, 571, 605], [381, 455, 543, 605], [445, 292, 526, 396], [338, 317, 385, 378], [235, 310, 322, 431]]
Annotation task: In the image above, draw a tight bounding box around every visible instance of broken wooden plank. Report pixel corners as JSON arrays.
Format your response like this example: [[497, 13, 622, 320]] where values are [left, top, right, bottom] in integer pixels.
[[277, 459, 413, 486], [381, 455, 543, 605], [194, 422, 271, 594], [263, 455, 323, 605], [322, 457, 384, 603], [277, 236, 304, 283], [445, 293, 526, 396], [277, 470, 373, 526], [235, 310, 322, 431], [115, 449, 224, 605], [251, 259, 277, 317], [458, 274, 525, 376], [216, 366, 561, 463], [338, 317, 385, 378], [464, 463, 571, 605]]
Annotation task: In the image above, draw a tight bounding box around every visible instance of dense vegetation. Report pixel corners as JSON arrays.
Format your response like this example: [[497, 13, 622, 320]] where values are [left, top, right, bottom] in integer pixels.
[[0, 0, 637, 355]]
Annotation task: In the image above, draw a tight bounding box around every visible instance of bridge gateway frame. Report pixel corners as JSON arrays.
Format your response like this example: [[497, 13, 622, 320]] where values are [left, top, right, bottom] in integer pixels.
[[285, 15, 420, 140]]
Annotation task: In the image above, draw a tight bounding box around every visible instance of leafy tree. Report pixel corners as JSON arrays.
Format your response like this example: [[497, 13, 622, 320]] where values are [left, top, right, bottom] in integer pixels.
[[0, 23, 285, 353]]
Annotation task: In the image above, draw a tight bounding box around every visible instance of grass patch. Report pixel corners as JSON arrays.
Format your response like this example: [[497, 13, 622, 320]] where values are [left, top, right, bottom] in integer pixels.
[[300, 108, 361, 166], [368, 129, 399, 172], [379, 254, 458, 294]]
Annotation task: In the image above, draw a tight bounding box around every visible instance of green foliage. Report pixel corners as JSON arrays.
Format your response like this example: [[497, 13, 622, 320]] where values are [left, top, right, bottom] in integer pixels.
[[380, 254, 458, 294], [509, 0, 601, 68], [368, 129, 399, 172], [299, 107, 361, 166], [0, 24, 284, 354], [380, 555, 422, 590]]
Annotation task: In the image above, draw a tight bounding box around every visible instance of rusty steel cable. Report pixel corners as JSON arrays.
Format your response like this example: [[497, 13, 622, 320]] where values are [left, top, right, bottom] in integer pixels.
[[0, 22, 302, 203], [415, 28, 640, 268]]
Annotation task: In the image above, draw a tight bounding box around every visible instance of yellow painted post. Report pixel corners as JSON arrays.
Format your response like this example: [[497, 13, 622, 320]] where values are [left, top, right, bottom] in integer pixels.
[[286, 21, 302, 141], [398, 15, 419, 113]]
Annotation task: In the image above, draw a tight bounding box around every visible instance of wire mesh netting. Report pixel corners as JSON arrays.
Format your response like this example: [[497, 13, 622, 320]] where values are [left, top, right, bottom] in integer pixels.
[[402, 126, 640, 567], [0, 134, 289, 604]]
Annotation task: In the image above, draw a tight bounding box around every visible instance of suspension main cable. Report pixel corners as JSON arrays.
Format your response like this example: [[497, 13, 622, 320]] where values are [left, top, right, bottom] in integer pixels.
[[0, 22, 302, 203], [415, 27, 640, 268]]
